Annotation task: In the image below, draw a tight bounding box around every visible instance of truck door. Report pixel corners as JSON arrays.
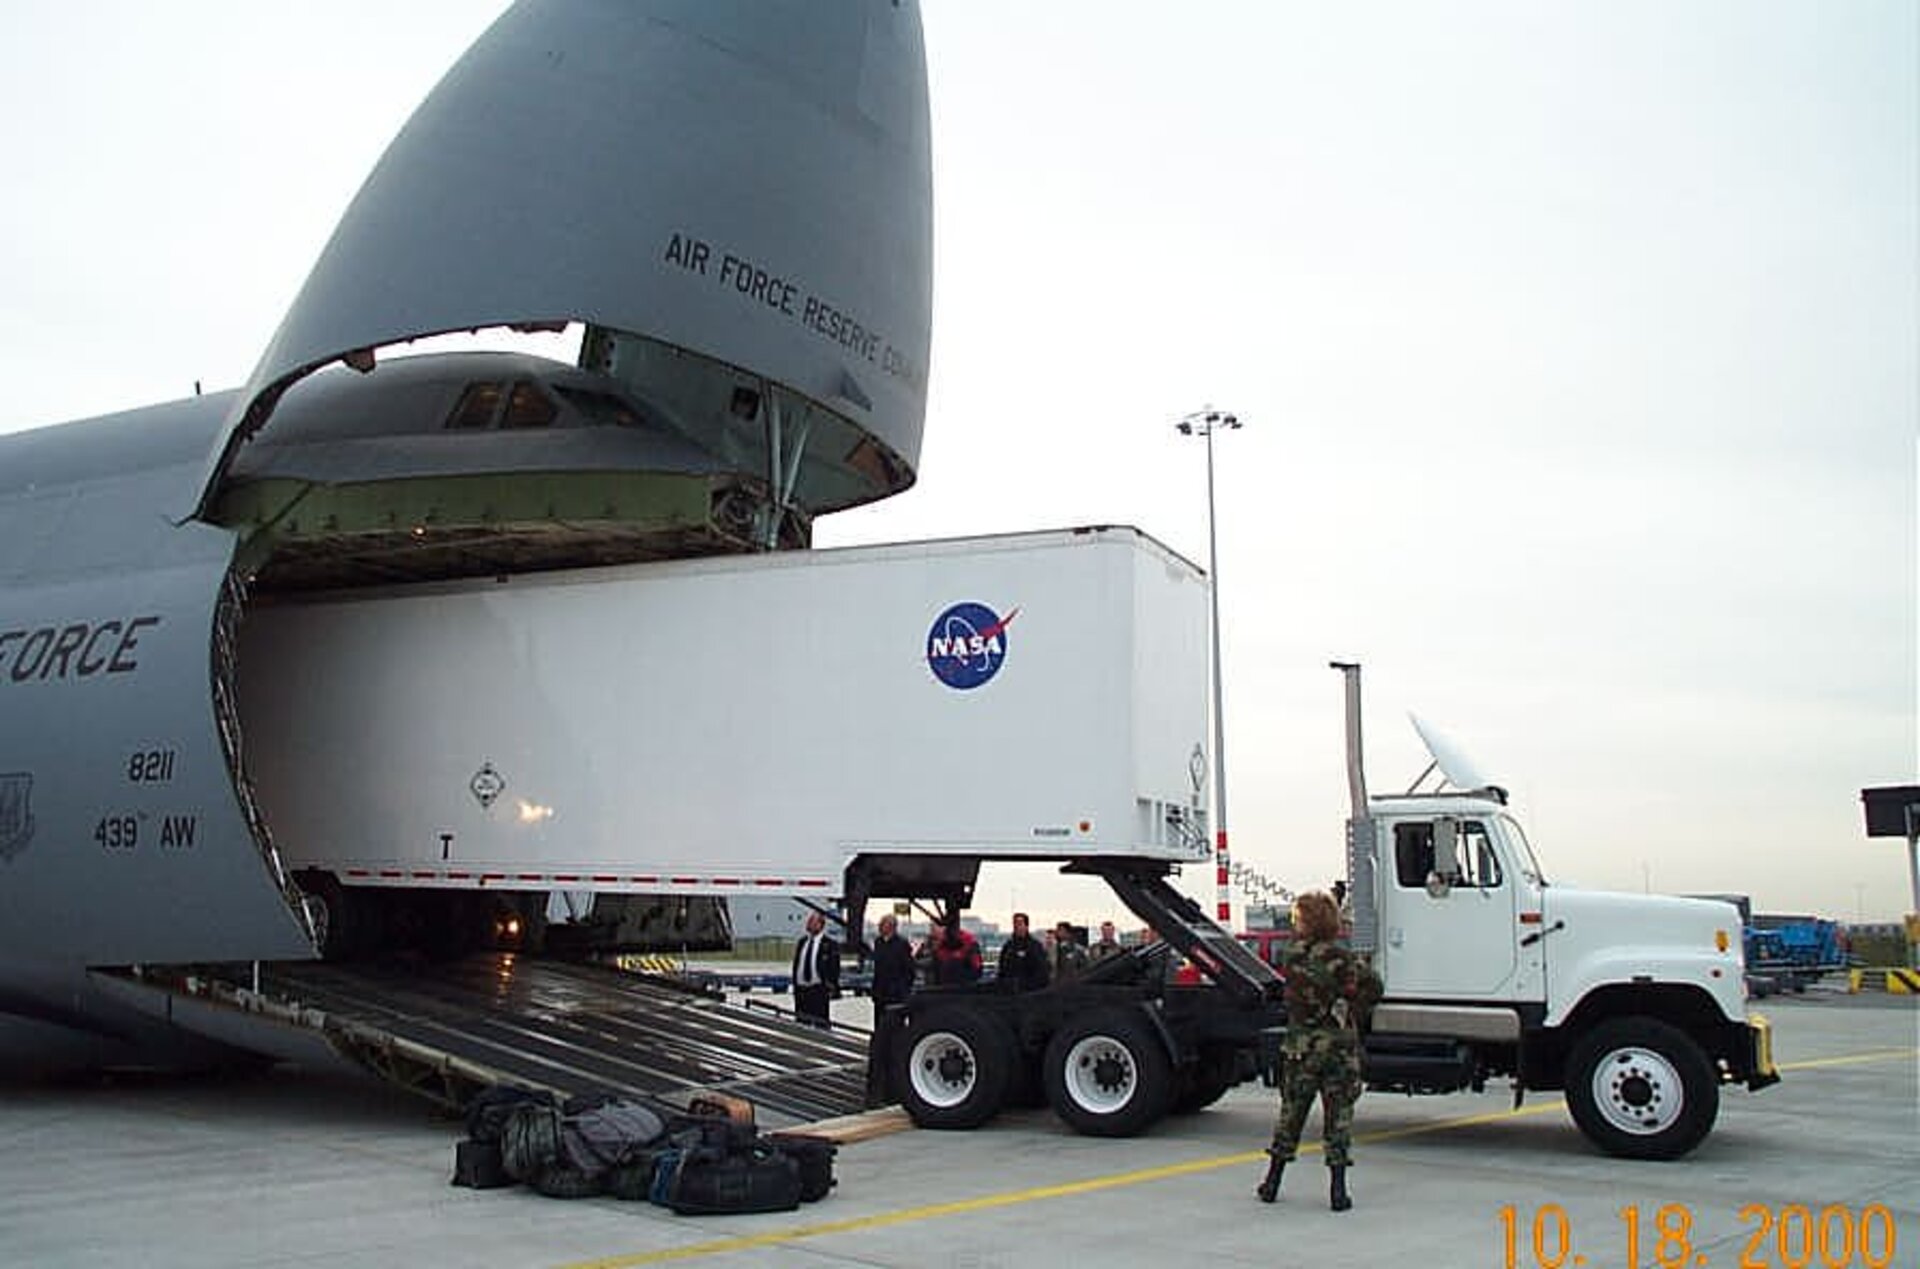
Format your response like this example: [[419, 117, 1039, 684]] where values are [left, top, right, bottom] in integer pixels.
[[1377, 816, 1520, 998]]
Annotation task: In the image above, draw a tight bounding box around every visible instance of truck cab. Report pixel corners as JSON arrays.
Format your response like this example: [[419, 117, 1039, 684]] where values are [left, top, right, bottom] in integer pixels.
[[1336, 668, 1778, 1159]]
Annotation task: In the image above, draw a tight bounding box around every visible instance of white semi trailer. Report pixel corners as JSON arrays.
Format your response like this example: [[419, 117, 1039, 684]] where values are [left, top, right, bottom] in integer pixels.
[[237, 524, 1216, 952]]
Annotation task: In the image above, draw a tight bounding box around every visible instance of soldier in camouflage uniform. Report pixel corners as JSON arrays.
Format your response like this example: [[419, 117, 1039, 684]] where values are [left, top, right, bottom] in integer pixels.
[[1255, 890, 1383, 1212]]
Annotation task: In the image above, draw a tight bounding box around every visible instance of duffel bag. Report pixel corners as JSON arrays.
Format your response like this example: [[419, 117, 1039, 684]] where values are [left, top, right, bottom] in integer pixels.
[[661, 1147, 802, 1216]]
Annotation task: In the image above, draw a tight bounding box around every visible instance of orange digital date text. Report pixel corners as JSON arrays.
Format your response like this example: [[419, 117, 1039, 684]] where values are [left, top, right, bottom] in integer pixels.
[[1499, 1202, 1900, 1269]]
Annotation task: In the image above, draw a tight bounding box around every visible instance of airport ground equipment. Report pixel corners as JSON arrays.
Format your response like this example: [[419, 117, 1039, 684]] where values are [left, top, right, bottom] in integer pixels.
[[1743, 915, 1848, 995]]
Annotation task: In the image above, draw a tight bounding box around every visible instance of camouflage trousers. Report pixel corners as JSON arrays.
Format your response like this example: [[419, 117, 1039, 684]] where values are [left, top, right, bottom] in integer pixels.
[[1267, 1036, 1363, 1168]]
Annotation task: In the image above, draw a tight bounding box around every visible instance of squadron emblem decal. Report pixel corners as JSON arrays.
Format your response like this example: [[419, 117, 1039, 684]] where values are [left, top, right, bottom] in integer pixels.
[[0, 773, 36, 862]]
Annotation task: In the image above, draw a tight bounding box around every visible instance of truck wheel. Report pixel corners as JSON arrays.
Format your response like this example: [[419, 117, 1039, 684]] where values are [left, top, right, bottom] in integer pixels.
[[892, 1007, 1012, 1130], [1043, 1007, 1173, 1137], [1566, 1017, 1718, 1160]]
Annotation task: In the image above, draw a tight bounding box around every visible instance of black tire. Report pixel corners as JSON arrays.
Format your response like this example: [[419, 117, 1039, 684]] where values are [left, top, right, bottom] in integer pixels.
[[296, 871, 366, 960], [1042, 1006, 1173, 1137], [1170, 1046, 1238, 1114], [1565, 1017, 1719, 1160], [891, 1006, 1013, 1130]]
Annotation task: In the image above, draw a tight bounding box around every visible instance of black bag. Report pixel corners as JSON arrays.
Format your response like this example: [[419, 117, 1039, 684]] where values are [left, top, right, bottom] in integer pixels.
[[766, 1133, 837, 1203], [465, 1085, 556, 1145], [560, 1101, 669, 1174], [500, 1103, 563, 1183], [531, 1160, 606, 1199], [450, 1138, 512, 1190], [660, 1146, 802, 1216], [664, 1114, 759, 1161], [605, 1150, 671, 1202]]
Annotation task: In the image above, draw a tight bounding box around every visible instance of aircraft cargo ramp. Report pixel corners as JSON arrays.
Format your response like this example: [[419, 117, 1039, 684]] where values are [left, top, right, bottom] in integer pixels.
[[98, 955, 870, 1128]]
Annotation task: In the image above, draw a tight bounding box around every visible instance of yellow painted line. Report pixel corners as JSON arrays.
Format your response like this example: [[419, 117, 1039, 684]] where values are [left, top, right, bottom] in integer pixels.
[[1777, 1047, 1917, 1072], [555, 1046, 1919, 1269], [555, 1105, 1565, 1269]]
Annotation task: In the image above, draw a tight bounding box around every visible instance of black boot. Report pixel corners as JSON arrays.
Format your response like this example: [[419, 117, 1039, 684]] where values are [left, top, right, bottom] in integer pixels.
[[1329, 1164, 1352, 1212], [1255, 1150, 1286, 1203]]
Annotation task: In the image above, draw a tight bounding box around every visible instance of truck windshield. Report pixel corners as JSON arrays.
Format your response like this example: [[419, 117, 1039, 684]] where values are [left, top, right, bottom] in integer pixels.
[[1500, 815, 1547, 887]]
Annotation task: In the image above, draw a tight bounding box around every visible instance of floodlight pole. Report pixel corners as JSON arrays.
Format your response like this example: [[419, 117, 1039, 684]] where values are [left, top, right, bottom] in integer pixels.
[[1177, 409, 1241, 927]]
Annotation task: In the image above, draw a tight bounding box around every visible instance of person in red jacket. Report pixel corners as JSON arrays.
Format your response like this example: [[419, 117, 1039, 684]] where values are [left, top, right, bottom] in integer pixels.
[[928, 913, 983, 985]]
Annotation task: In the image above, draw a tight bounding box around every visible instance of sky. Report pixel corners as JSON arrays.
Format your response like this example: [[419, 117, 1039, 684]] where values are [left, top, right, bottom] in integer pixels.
[[2, 2, 1914, 929]]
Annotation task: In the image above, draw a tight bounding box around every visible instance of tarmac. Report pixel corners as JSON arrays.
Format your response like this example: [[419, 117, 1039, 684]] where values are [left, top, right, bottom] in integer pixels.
[[0, 989, 1912, 1269]]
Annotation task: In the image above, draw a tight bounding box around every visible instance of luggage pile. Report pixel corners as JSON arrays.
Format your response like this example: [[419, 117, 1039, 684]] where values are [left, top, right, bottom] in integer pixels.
[[452, 1086, 838, 1215]]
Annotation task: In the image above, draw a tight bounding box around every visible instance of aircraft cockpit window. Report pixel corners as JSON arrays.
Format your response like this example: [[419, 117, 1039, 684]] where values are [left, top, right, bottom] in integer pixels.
[[447, 381, 502, 429], [503, 381, 557, 429], [554, 386, 643, 428]]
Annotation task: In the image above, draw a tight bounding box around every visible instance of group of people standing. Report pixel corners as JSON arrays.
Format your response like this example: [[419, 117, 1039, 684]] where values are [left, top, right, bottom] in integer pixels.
[[792, 910, 1128, 1025], [989, 912, 1122, 990]]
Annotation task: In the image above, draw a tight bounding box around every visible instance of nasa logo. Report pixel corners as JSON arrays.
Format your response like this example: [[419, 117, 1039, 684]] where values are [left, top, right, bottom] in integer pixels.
[[926, 602, 1018, 691], [0, 773, 35, 863]]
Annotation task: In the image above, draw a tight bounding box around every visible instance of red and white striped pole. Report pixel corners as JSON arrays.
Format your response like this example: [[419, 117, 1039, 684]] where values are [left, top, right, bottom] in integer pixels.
[[1216, 830, 1232, 924], [1177, 408, 1241, 929]]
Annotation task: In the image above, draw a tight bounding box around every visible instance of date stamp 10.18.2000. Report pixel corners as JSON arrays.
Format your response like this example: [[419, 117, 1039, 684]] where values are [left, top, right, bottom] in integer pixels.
[[1498, 1203, 1900, 1269]]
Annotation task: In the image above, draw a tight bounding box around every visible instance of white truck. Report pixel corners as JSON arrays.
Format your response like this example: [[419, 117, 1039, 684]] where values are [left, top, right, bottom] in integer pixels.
[[875, 664, 1779, 1160], [1324, 663, 1778, 1158]]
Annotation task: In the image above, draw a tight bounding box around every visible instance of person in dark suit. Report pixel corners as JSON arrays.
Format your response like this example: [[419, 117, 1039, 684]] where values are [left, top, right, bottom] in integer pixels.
[[868, 913, 916, 1023], [790, 910, 840, 1028], [863, 912, 918, 1105], [996, 911, 1050, 992]]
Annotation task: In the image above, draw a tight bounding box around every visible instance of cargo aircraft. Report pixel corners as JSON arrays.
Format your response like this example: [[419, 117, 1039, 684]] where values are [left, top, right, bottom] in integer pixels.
[[0, 0, 933, 1075]]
